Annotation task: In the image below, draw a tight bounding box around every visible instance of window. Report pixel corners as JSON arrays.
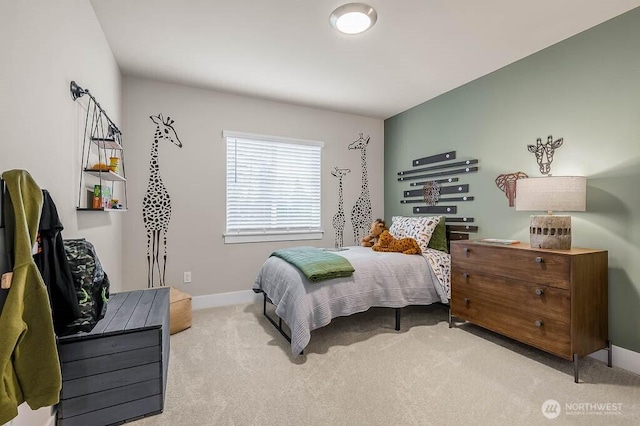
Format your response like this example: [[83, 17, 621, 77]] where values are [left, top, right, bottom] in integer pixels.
[[224, 131, 324, 244]]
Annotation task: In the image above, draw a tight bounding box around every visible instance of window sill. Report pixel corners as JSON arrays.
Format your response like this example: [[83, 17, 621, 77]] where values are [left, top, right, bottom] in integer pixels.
[[224, 231, 324, 244]]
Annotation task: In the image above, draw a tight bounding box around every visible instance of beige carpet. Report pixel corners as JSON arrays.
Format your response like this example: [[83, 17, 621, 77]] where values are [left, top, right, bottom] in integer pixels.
[[132, 303, 640, 425]]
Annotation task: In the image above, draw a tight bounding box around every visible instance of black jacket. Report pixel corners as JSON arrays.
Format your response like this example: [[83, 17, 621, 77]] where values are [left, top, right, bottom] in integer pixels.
[[33, 190, 80, 334]]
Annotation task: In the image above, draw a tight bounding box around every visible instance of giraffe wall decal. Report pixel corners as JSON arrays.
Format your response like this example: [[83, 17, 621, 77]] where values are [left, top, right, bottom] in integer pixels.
[[143, 114, 182, 288], [349, 133, 372, 245], [331, 166, 351, 249]]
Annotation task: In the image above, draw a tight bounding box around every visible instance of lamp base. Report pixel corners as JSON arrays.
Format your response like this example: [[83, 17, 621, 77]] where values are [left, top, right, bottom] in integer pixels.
[[529, 215, 572, 250]]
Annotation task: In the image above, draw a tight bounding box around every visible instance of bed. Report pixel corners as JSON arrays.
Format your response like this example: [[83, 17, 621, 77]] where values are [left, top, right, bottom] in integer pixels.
[[253, 244, 451, 356]]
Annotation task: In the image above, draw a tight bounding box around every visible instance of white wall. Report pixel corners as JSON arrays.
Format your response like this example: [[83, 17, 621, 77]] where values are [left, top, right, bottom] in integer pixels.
[[0, 1, 122, 425], [121, 76, 384, 296]]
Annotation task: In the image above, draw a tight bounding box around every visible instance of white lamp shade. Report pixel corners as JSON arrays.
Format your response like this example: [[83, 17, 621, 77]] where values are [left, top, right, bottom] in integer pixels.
[[515, 176, 586, 212]]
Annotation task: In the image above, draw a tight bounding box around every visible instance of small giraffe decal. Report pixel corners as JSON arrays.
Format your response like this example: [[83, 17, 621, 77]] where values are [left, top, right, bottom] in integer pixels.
[[331, 166, 351, 249], [143, 114, 182, 288], [349, 133, 372, 245]]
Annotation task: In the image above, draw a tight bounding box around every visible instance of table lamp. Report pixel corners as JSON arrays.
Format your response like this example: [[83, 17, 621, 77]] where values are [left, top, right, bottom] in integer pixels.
[[515, 176, 586, 249]]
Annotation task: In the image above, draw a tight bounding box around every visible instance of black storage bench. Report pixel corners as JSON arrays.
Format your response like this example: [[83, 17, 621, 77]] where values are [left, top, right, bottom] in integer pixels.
[[56, 287, 170, 426]]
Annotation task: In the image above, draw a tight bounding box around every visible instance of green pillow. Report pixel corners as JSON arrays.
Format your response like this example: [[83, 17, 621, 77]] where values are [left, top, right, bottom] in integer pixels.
[[427, 216, 448, 253]]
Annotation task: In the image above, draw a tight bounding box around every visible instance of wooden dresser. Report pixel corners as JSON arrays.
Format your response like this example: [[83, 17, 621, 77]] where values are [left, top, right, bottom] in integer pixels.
[[57, 288, 170, 425], [450, 241, 610, 382]]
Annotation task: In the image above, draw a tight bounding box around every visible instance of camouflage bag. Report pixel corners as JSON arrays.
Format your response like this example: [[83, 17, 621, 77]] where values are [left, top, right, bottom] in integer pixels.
[[61, 238, 110, 335]]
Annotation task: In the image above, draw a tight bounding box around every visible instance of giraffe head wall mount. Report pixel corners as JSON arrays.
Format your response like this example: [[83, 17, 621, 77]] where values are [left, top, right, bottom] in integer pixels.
[[528, 135, 563, 175]]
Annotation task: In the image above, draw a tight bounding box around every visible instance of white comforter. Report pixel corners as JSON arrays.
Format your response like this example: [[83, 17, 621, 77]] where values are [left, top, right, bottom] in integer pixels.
[[253, 246, 450, 356]]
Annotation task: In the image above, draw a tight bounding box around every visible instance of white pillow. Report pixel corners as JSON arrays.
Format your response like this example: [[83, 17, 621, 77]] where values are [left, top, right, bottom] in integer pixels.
[[389, 216, 441, 252]]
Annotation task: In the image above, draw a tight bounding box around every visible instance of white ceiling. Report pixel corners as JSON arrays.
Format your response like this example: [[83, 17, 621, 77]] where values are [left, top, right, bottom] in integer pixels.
[[91, 0, 640, 119]]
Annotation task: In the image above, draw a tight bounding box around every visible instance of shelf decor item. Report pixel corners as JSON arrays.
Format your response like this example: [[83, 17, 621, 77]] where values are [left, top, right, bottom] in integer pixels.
[[477, 238, 520, 245], [515, 176, 586, 249], [92, 185, 102, 209], [108, 157, 120, 173]]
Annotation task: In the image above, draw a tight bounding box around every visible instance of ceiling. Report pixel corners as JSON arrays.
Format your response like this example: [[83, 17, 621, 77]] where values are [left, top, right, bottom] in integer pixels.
[[91, 1, 640, 119]]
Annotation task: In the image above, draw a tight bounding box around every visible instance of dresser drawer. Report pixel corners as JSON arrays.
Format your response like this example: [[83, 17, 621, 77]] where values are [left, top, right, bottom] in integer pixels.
[[451, 242, 571, 289], [451, 295, 572, 359], [451, 267, 570, 322]]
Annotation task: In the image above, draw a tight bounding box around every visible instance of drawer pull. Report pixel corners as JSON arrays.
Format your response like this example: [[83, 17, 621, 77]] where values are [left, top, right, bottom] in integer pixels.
[[535, 256, 544, 263], [535, 288, 544, 296], [464, 297, 470, 306], [463, 247, 470, 253], [534, 320, 544, 327], [462, 272, 470, 278]]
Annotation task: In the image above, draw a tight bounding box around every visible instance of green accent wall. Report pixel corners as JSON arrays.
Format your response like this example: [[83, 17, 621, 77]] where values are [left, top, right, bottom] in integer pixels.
[[385, 8, 640, 353]]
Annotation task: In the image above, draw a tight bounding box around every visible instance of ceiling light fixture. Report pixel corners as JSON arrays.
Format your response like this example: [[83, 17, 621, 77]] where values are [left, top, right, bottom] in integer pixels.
[[329, 3, 377, 35]]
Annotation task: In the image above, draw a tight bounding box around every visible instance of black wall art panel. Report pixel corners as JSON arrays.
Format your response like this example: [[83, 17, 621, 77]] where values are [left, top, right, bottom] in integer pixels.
[[398, 150, 479, 240]]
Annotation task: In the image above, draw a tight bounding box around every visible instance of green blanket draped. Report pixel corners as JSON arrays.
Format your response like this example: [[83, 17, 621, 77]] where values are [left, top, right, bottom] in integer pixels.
[[270, 247, 355, 283]]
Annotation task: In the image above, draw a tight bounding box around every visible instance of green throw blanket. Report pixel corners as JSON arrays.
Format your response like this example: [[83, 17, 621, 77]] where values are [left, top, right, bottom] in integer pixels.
[[270, 247, 355, 283]]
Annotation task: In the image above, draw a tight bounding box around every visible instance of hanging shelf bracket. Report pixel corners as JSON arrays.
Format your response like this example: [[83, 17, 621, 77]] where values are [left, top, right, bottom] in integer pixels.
[[70, 81, 122, 135]]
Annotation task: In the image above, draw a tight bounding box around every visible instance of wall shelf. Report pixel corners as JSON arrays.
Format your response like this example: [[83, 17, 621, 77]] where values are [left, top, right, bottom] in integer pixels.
[[91, 137, 123, 150], [71, 80, 128, 211], [83, 169, 127, 182], [76, 207, 128, 212]]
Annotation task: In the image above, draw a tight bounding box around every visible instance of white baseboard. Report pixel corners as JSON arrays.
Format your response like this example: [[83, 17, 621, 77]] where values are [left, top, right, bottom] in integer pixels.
[[589, 345, 640, 376], [7, 405, 56, 426], [191, 290, 261, 310]]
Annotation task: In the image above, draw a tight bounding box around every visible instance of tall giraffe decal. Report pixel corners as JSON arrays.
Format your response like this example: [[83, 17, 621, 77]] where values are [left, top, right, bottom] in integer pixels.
[[331, 166, 351, 249], [143, 114, 183, 287], [349, 133, 372, 245]]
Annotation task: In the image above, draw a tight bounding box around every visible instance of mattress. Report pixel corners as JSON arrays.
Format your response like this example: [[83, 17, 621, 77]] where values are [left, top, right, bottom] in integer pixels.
[[253, 246, 450, 356]]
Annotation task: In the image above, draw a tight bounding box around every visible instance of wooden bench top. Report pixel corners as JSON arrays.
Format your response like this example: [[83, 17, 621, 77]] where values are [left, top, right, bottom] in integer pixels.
[[58, 287, 169, 343]]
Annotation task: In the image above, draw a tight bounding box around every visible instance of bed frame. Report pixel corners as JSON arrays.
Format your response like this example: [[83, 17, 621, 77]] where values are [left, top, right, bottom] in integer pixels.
[[256, 289, 401, 355]]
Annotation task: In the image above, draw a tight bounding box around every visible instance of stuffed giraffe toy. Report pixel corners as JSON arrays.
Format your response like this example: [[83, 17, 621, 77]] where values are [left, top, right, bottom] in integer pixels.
[[363, 219, 422, 255]]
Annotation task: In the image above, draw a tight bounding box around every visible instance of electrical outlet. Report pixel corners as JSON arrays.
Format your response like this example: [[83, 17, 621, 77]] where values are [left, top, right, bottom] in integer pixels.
[[183, 271, 192, 283]]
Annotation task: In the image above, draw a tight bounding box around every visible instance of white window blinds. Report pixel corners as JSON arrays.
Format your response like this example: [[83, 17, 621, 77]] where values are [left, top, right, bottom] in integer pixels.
[[224, 131, 324, 243]]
